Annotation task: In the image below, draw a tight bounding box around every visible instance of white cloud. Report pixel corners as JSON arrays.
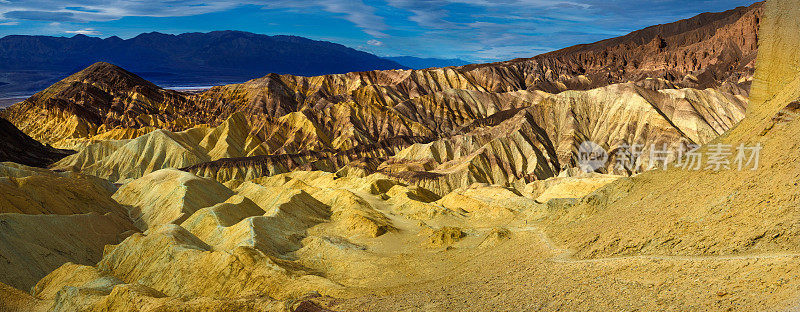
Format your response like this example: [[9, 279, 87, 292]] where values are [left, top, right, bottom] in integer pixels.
[[472, 45, 552, 62], [65, 28, 101, 36], [0, 0, 758, 62], [261, 0, 388, 37], [0, 21, 19, 25], [0, 0, 388, 37]]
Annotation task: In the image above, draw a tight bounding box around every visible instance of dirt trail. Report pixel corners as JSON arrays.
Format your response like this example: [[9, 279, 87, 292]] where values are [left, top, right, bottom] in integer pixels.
[[526, 224, 800, 264], [311, 218, 800, 312]]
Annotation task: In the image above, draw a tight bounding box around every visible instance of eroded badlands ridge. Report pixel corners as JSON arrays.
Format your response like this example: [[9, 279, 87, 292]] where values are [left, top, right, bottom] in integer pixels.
[[6, 2, 760, 144], [5, 1, 800, 311], [0, 3, 760, 195], [28, 69, 747, 195]]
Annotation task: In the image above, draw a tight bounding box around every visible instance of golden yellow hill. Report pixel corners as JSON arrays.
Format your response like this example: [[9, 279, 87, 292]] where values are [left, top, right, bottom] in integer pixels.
[[0, 163, 137, 292], [7, 1, 800, 311]]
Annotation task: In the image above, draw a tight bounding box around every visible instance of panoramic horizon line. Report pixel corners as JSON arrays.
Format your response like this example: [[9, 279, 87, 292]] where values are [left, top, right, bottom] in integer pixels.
[[0, 30, 478, 62]]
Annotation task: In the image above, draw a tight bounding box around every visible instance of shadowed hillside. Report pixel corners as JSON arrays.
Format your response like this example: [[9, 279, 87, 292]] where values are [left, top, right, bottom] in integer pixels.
[[0, 118, 73, 167]]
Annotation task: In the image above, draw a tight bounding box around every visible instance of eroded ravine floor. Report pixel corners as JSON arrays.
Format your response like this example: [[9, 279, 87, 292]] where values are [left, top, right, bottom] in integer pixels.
[[308, 217, 800, 312]]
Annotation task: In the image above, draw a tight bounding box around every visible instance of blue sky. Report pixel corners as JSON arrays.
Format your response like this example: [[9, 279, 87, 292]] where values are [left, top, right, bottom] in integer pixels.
[[0, 0, 760, 62]]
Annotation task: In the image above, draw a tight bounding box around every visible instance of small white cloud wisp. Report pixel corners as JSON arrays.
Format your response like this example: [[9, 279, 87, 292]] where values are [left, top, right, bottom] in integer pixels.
[[65, 28, 102, 36]]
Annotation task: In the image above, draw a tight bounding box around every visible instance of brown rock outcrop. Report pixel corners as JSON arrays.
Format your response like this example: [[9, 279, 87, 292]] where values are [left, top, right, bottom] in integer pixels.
[[523, 2, 761, 91], [1, 62, 198, 144]]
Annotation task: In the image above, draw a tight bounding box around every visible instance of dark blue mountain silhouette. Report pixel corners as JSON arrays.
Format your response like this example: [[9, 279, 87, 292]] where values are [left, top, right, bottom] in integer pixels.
[[0, 30, 407, 95]]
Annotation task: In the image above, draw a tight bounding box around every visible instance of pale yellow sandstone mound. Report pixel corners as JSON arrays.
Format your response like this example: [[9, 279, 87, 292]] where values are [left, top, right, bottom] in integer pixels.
[[0, 162, 137, 293], [32, 248, 287, 312], [53, 126, 157, 151], [381, 184, 449, 221], [317, 189, 397, 238], [0, 213, 136, 291], [55, 128, 212, 183], [32, 263, 107, 300], [52, 112, 266, 183], [524, 173, 621, 203], [424, 226, 466, 248], [179, 195, 266, 241], [50, 139, 130, 174], [96, 224, 343, 299], [185, 181, 330, 257], [0, 162, 123, 216], [0, 174, 119, 215], [113, 168, 235, 230]]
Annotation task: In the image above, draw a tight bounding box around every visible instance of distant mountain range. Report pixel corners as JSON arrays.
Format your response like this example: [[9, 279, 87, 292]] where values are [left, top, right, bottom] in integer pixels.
[[0, 31, 408, 96], [384, 56, 471, 69]]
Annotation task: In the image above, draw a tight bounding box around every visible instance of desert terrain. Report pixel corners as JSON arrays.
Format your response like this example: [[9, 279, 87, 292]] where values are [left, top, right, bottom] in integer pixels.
[[2, 1, 799, 311]]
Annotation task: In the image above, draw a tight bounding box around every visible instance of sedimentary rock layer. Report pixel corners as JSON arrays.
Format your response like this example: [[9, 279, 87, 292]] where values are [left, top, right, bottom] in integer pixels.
[[540, 0, 800, 259], [0, 4, 760, 193], [2, 2, 760, 150], [4, 2, 800, 312], [186, 84, 746, 195]]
